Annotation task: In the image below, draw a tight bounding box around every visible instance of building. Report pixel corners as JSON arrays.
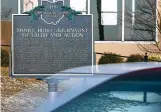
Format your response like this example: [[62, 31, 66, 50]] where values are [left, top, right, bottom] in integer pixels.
[[1, 0, 160, 63]]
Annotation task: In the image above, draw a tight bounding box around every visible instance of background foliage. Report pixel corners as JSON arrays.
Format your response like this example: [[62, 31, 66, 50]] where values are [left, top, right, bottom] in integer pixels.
[[1, 48, 9, 67], [98, 52, 124, 64]]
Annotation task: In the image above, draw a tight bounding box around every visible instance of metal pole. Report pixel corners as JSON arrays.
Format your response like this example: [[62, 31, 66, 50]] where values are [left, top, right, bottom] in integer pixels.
[[144, 53, 148, 62], [143, 91, 147, 103], [47, 80, 59, 103]]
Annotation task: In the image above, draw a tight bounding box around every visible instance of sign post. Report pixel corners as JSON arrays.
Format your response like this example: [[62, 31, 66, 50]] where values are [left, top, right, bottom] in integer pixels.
[[12, 0, 93, 101], [46, 79, 59, 102]]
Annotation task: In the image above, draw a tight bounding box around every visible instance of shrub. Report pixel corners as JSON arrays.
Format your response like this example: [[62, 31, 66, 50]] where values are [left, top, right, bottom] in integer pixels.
[[1, 48, 9, 67], [126, 54, 143, 62], [98, 52, 124, 64], [148, 55, 161, 62]]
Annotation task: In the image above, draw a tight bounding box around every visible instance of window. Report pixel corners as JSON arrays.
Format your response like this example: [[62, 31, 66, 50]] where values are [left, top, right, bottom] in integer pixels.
[[96, 0, 158, 42], [53, 92, 161, 112], [23, 0, 38, 12], [125, 0, 157, 41], [124, 0, 135, 41], [101, 0, 118, 25], [23, 0, 89, 14], [70, 0, 88, 14]]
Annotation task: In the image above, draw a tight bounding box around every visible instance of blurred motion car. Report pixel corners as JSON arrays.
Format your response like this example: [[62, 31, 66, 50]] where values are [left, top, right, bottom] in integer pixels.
[[37, 62, 161, 112]]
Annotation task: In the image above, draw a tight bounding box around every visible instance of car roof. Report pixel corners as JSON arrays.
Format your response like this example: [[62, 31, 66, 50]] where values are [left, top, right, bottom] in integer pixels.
[[111, 67, 161, 81], [45, 62, 161, 78], [38, 62, 161, 112]]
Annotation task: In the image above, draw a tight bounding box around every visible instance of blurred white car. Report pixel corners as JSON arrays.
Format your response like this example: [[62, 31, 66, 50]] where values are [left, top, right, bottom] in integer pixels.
[[37, 62, 161, 112]]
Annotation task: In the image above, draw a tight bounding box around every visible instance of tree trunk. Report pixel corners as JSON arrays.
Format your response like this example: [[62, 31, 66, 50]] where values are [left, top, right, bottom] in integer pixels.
[[96, 0, 104, 41]]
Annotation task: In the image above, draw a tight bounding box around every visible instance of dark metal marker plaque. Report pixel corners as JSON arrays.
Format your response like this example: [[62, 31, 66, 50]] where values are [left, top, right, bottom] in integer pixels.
[[12, 1, 93, 76]]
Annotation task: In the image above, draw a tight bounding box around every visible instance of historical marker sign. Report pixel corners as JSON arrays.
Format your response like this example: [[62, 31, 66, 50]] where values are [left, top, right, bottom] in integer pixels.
[[12, 0, 93, 76], [41, 0, 65, 24]]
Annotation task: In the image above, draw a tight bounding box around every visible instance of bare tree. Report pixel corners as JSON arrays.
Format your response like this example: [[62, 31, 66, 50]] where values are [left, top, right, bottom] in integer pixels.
[[123, 0, 161, 54], [1, 8, 12, 20]]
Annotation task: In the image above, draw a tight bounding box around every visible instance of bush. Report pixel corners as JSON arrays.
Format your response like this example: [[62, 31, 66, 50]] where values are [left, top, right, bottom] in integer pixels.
[[98, 52, 124, 64], [126, 54, 143, 62], [148, 55, 161, 62], [1, 48, 9, 67]]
